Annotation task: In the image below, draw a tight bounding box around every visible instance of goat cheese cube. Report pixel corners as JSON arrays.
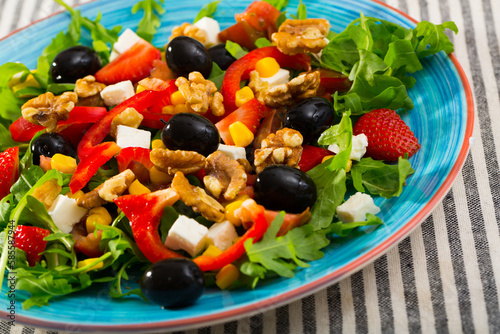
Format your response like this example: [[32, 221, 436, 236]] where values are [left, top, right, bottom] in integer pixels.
[[48, 195, 88, 233], [100, 80, 135, 106], [116, 125, 151, 149], [327, 134, 369, 161], [110, 28, 143, 61], [261, 68, 290, 86], [217, 144, 247, 161], [336, 192, 380, 223], [193, 17, 221, 46], [206, 220, 238, 251], [165, 215, 209, 256]]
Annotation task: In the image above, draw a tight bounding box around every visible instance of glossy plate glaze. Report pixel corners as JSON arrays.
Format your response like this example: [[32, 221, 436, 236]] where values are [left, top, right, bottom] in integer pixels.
[[0, 0, 473, 332]]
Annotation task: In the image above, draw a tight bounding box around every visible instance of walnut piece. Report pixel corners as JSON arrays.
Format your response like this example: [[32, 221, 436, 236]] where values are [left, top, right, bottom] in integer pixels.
[[74, 75, 106, 98], [175, 72, 225, 116], [150, 148, 206, 176], [254, 128, 303, 173], [171, 172, 225, 223], [170, 22, 207, 45], [78, 170, 135, 209], [272, 19, 330, 55], [250, 70, 321, 108], [203, 151, 247, 201], [33, 179, 62, 209], [110, 107, 144, 138], [22, 91, 78, 131]]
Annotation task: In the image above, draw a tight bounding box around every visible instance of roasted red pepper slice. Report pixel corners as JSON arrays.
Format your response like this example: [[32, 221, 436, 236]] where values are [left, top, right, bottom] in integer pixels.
[[114, 188, 184, 263], [193, 199, 268, 272], [116, 147, 154, 172], [218, 21, 267, 51], [298, 145, 335, 172], [9, 117, 44, 142], [235, 1, 281, 34], [220, 46, 311, 112]]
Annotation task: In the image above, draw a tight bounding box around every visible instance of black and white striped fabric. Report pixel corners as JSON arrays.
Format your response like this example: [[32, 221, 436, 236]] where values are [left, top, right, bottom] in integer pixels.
[[0, 0, 497, 333]]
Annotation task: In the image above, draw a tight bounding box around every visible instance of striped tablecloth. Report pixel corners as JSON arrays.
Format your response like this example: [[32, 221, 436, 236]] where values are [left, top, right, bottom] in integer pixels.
[[0, 0, 498, 333]]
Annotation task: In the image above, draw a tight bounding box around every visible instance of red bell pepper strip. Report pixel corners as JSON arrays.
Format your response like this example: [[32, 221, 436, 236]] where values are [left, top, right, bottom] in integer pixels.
[[116, 147, 154, 172], [298, 145, 335, 172], [58, 106, 107, 126], [114, 188, 184, 263], [9, 117, 44, 142], [140, 111, 172, 129], [193, 199, 269, 272], [220, 46, 311, 112]]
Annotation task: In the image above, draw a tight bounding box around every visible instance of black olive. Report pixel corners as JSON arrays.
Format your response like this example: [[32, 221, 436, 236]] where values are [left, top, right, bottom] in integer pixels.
[[254, 165, 317, 213], [31, 132, 77, 165], [166, 36, 213, 78], [50, 45, 101, 83], [140, 258, 205, 309], [161, 113, 220, 156], [207, 44, 236, 70], [284, 97, 334, 143]]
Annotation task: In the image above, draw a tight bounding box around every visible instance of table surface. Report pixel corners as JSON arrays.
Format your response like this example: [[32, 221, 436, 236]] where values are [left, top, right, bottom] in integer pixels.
[[0, 0, 497, 333]]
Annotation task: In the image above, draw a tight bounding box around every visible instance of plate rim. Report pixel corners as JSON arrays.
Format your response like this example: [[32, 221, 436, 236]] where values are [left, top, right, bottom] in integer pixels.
[[1, 0, 474, 332]]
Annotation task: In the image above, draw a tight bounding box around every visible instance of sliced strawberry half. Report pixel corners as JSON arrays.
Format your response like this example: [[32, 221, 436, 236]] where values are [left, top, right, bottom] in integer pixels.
[[0, 146, 19, 200], [95, 39, 162, 85], [353, 108, 421, 162], [14, 225, 50, 267]]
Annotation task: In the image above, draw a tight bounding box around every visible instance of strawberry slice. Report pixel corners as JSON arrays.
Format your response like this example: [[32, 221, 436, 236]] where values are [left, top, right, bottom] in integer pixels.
[[94, 39, 162, 84], [0, 146, 19, 200], [353, 108, 421, 162], [14, 225, 50, 267]]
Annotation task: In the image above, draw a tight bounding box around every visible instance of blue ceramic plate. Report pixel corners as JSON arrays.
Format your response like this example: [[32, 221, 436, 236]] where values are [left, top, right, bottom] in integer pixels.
[[0, 0, 473, 332]]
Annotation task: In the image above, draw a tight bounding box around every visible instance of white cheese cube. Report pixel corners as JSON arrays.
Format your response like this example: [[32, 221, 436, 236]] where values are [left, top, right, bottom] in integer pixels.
[[351, 134, 368, 161], [261, 68, 290, 86], [206, 220, 238, 251], [116, 125, 151, 149], [100, 80, 135, 106], [48, 195, 88, 234], [327, 143, 340, 155], [336, 192, 380, 223], [110, 28, 143, 61], [165, 215, 209, 256], [193, 17, 221, 46], [217, 144, 247, 161]]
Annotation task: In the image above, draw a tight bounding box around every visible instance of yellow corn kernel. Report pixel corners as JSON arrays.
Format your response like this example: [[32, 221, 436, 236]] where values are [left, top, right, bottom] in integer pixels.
[[152, 139, 166, 150], [174, 103, 188, 114], [66, 190, 84, 200], [77, 258, 103, 272], [170, 91, 186, 105], [149, 166, 172, 184], [136, 84, 146, 94], [321, 155, 335, 164], [235, 86, 255, 108], [162, 105, 175, 114], [202, 245, 223, 258], [128, 179, 151, 195], [255, 57, 280, 78], [89, 207, 113, 223], [224, 200, 246, 226], [86, 214, 109, 234], [346, 159, 352, 173], [215, 264, 240, 290], [50, 153, 77, 174], [229, 121, 254, 147]]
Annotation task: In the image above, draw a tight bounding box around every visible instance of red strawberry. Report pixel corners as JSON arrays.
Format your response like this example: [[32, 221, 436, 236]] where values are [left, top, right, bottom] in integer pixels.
[[0, 146, 19, 199], [14, 225, 50, 266], [353, 108, 421, 161]]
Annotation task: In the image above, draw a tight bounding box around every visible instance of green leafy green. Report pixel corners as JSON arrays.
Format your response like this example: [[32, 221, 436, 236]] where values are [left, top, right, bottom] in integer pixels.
[[0, 63, 33, 122], [318, 111, 352, 171], [193, 1, 220, 23], [132, 0, 165, 43], [291, 0, 307, 20], [208, 62, 226, 90], [225, 40, 248, 59], [263, 0, 289, 11], [255, 38, 273, 48], [328, 213, 383, 237]]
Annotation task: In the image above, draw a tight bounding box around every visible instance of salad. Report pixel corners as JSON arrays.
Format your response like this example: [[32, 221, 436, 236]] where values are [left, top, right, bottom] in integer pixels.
[[0, 0, 458, 310]]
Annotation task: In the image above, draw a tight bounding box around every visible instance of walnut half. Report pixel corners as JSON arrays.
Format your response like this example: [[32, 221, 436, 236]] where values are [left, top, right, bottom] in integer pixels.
[[22, 91, 78, 131], [272, 18, 330, 55], [203, 151, 247, 201], [254, 128, 304, 173], [175, 72, 225, 116], [150, 148, 206, 176]]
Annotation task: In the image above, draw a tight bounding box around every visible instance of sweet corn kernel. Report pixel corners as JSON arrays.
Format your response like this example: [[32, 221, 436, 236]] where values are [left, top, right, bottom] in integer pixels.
[[229, 121, 254, 147], [149, 166, 172, 184], [50, 153, 77, 174], [215, 264, 240, 290], [66, 190, 84, 200], [255, 57, 280, 78], [162, 105, 175, 114], [346, 159, 352, 173], [136, 84, 146, 94], [86, 214, 110, 233], [202, 244, 223, 258], [77, 258, 103, 272], [321, 155, 335, 164], [174, 103, 188, 114], [89, 207, 112, 223], [128, 179, 151, 195], [170, 91, 186, 105], [235, 86, 255, 108], [224, 200, 247, 226], [152, 139, 166, 150]]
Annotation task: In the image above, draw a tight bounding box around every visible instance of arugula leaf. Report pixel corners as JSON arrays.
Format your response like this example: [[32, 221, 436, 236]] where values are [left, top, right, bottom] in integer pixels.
[[263, 0, 289, 11], [413, 21, 458, 58], [193, 1, 220, 23], [291, 0, 307, 20], [0, 195, 14, 229], [318, 111, 352, 171], [255, 38, 273, 48], [350, 156, 415, 198], [225, 41, 248, 59], [208, 62, 225, 91], [328, 213, 383, 237], [132, 0, 165, 43], [46, 83, 76, 95], [0, 62, 32, 122], [0, 124, 26, 152], [10, 165, 46, 203]]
